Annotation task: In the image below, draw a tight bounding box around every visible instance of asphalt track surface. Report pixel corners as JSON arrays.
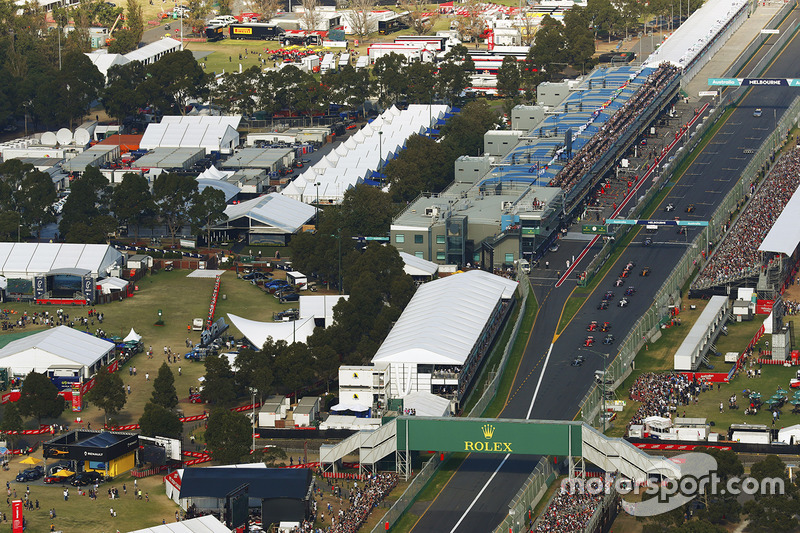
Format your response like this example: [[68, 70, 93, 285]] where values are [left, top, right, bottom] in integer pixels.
[[410, 10, 800, 533]]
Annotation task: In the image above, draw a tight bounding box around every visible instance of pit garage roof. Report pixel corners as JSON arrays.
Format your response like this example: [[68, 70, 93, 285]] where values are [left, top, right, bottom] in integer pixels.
[[758, 186, 800, 256], [220, 193, 316, 234], [0, 326, 114, 369], [129, 515, 231, 533], [371, 270, 517, 366], [0, 242, 123, 278]]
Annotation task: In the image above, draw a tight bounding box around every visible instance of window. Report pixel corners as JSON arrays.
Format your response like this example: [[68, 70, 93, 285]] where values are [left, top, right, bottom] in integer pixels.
[[415, 251, 424, 258], [505, 253, 514, 263], [414, 234, 424, 244], [395, 234, 404, 243], [436, 235, 445, 244], [436, 252, 446, 260], [474, 253, 480, 262]]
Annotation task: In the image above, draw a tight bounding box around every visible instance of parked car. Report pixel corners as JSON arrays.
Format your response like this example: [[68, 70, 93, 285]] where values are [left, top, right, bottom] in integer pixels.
[[44, 468, 74, 484], [16, 466, 43, 482], [243, 272, 270, 281], [280, 292, 300, 303], [71, 471, 103, 487]]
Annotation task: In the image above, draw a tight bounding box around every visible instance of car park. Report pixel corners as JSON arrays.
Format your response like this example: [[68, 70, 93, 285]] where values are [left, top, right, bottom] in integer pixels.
[[641, 267, 651, 277], [71, 471, 103, 487], [16, 466, 43, 482]]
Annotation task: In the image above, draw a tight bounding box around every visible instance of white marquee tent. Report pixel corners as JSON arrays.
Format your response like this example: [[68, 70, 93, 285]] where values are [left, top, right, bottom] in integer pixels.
[[227, 314, 317, 348]]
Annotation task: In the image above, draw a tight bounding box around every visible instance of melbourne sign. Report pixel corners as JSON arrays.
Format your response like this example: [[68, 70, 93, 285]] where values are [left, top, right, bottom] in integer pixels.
[[395, 417, 582, 456]]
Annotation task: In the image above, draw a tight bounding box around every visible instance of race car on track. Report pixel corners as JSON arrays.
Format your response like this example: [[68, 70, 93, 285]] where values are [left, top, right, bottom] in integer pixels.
[[587, 321, 598, 332], [584, 336, 595, 347]]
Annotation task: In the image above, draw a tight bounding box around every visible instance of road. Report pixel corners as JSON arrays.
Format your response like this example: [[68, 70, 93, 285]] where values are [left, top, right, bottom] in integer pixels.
[[410, 7, 800, 533]]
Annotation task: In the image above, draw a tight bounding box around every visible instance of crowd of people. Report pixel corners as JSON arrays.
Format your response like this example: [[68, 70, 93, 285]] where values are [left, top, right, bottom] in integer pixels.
[[693, 148, 800, 289], [551, 63, 681, 193], [627, 372, 709, 430], [533, 487, 604, 532]]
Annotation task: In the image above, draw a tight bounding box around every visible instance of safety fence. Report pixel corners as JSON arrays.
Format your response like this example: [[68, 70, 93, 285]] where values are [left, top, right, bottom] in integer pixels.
[[368, 451, 445, 533]]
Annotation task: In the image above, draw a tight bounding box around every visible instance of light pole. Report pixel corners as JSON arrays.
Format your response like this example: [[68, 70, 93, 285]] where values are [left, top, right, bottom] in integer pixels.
[[337, 228, 342, 294], [17, 223, 22, 243], [378, 131, 383, 167], [314, 182, 320, 223]]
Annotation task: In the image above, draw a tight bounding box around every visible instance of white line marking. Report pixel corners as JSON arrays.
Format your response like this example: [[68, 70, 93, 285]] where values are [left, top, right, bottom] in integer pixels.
[[449, 344, 554, 532]]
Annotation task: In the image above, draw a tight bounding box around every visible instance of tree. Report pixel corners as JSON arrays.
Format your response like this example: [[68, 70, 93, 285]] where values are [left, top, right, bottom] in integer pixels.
[[189, 187, 227, 247], [249, 0, 281, 23], [529, 15, 567, 78], [338, 184, 396, 237], [185, 0, 211, 38], [0, 403, 23, 448], [101, 61, 149, 122], [455, 0, 484, 43], [16, 167, 56, 239], [300, 0, 321, 30], [84, 366, 126, 426], [111, 173, 156, 239], [347, 0, 377, 38], [260, 446, 286, 466], [17, 371, 65, 424], [402, 0, 437, 34], [205, 409, 251, 464], [211, 66, 262, 116], [384, 134, 451, 202], [151, 362, 178, 409], [201, 354, 238, 404], [108, 29, 140, 54], [372, 53, 407, 106], [435, 44, 474, 104], [586, 0, 621, 41], [59, 166, 111, 240], [152, 173, 198, 244], [138, 401, 182, 438], [125, 0, 144, 45], [497, 55, 522, 100], [58, 51, 104, 128], [234, 347, 274, 403], [217, 0, 232, 15], [563, 6, 595, 70], [143, 51, 209, 115]]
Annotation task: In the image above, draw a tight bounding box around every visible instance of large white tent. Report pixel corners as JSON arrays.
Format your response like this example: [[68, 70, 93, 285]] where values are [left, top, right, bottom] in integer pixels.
[[759, 186, 800, 256], [399, 252, 438, 278], [227, 314, 317, 348], [0, 326, 115, 378], [129, 514, 231, 533], [210, 193, 316, 245], [0, 243, 123, 281], [140, 116, 242, 155]]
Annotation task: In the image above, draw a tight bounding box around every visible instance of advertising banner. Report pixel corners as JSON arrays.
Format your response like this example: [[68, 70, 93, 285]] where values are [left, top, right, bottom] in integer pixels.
[[12, 500, 22, 533], [71, 382, 82, 412], [755, 299, 774, 315]]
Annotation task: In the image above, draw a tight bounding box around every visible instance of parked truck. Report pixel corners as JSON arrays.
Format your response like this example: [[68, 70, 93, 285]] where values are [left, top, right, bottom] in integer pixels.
[[229, 23, 283, 40]]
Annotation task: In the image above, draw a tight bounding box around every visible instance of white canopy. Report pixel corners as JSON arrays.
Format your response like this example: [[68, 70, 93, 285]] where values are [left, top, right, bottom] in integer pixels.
[[227, 313, 316, 349], [758, 185, 800, 256], [123, 328, 142, 343], [401, 391, 451, 417], [331, 402, 370, 412], [96, 276, 129, 295], [399, 252, 438, 277]]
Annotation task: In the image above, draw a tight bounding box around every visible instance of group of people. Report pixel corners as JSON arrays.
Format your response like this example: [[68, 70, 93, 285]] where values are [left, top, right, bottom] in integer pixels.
[[0, 307, 105, 332], [551, 63, 681, 193], [694, 148, 800, 289], [627, 372, 708, 430], [533, 486, 604, 532]]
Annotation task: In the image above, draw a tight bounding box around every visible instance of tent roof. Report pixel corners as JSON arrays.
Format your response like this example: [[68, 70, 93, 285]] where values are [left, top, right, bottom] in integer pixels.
[[399, 252, 439, 276], [124, 38, 181, 63], [0, 243, 122, 277], [227, 313, 316, 349], [197, 178, 240, 202], [401, 391, 451, 417], [222, 193, 316, 234], [123, 328, 141, 342], [299, 295, 348, 320], [371, 270, 517, 366], [129, 515, 231, 533], [178, 467, 311, 500], [0, 326, 114, 367], [97, 277, 128, 289], [759, 186, 800, 255]]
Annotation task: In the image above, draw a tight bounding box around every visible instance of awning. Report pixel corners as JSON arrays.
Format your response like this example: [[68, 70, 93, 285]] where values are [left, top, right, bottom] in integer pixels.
[[123, 329, 141, 343], [331, 402, 369, 412]]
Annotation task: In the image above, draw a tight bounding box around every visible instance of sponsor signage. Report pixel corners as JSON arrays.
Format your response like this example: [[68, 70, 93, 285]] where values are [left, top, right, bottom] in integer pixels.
[[82, 275, 94, 304], [708, 78, 741, 86], [521, 227, 539, 235], [709, 77, 800, 87], [34, 275, 46, 300], [12, 500, 22, 533], [607, 219, 709, 227], [582, 224, 608, 234], [200, 317, 229, 347], [761, 29, 780, 34], [755, 299, 775, 315], [71, 382, 82, 412], [396, 417, 582, 456], [744, 78, 787, 86], [233, 27, 253, 34], [698, 91, 718, 97]]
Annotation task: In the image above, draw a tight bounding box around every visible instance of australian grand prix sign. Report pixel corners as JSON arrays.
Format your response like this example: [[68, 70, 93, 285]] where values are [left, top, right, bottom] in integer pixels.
[[396, 417, 582, 457]]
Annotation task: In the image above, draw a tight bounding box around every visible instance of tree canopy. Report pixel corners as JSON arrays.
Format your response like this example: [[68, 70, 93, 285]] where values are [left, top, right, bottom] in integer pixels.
[[84, 366, 126, 425], [17, 371, 65, 424]]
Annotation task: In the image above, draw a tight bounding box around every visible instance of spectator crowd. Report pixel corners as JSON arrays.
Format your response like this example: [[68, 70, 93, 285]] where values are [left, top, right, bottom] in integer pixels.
[[694, 148, 800, 289], [533, 487, 604, 532], [627, 372, 708, 431]]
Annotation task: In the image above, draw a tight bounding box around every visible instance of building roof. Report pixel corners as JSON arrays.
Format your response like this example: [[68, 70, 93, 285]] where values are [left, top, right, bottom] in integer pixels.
[[0, 326, 114, 367], [221, 193, 316, 234], [372, 270, 517, 366], [399, 252, 439, 277], [401, 391, 451, 417], [128, 515, 231, 533], [178, 467, 311, 500], [0, 243, 123, 278], [124, 37, 181, 63], [140, 116, 241, 153]]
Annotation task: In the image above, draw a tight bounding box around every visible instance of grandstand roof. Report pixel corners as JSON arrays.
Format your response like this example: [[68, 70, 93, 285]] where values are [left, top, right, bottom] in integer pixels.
[[371, 270, 517, 366], [758, 186, 800, 255]]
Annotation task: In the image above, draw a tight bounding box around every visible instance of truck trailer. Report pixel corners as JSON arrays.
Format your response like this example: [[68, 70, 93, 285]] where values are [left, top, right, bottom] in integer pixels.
[[229, 23, 284, 40]]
